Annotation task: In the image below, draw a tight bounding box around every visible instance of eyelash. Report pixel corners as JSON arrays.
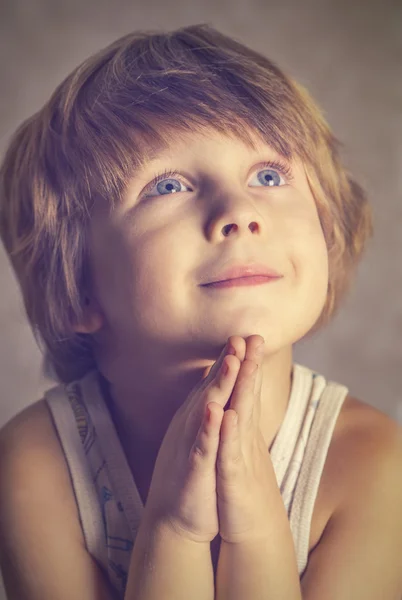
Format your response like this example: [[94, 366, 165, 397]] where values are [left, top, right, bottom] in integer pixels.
[[142, 159, 294, 198]]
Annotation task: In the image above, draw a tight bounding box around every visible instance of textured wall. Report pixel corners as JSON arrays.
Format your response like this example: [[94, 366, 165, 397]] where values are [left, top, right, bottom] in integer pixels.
[[0, 0, 401, 597]]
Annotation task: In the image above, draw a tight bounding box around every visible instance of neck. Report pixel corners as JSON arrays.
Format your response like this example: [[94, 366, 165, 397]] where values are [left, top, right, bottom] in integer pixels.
[[98, 346, 293, 483]]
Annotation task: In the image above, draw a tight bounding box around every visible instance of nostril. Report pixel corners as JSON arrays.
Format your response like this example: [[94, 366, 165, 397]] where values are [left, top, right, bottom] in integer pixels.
[[222, 223, 237, 235]]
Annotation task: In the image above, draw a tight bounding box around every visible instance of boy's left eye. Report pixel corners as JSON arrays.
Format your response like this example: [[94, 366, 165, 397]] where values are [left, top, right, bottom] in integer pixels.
[[142, 162, 291, 199], [251, 167, 286, 188]]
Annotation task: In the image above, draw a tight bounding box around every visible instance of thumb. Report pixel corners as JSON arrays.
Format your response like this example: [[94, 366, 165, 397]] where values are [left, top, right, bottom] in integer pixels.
[[202, 365, 213, 380]]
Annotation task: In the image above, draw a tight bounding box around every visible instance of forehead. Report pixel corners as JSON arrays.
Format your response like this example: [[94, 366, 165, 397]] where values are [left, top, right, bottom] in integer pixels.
[[135, 125, 288, 169]]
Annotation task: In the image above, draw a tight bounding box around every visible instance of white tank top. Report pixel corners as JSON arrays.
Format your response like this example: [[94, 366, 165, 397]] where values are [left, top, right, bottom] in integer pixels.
[[44, 364, 348, 599]]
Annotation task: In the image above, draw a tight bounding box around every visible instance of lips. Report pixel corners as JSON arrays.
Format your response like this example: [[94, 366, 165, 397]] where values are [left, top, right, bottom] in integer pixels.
[[201, 263, 282, 286]]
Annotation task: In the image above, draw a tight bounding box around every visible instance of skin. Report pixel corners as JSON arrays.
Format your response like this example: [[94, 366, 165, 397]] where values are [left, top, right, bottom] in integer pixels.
[[73, 127, 329, 496]]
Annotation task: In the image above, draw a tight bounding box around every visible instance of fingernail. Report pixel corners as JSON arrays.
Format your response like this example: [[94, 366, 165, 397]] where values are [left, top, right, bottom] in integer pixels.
[[256, 341, 265, 355], [227, 345, 236, 356]]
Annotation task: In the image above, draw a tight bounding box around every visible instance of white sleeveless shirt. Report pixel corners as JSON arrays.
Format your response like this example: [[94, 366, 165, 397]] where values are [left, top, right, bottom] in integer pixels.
[[44, 364, 348, 599]]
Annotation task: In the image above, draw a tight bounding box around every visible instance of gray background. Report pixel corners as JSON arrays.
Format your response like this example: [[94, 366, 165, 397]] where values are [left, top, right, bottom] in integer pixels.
[[0, 0, 401, 597]]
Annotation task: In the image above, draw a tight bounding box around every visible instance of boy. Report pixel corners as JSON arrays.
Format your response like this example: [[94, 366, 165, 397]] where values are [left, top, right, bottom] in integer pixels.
[[0, 23, 401, 600]]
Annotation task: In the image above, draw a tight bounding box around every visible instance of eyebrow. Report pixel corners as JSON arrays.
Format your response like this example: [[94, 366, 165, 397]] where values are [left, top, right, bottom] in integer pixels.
[[137, 142, 172, 168]]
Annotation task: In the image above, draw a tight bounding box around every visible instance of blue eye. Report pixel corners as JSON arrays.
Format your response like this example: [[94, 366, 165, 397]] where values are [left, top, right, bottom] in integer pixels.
[[143, 171, 191, 198], [253, 168, 284, 187], [155, 178, 188, 195]]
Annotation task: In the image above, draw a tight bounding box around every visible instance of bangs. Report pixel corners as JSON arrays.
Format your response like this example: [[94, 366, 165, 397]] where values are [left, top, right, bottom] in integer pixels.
[[53, 28, 310, 213]]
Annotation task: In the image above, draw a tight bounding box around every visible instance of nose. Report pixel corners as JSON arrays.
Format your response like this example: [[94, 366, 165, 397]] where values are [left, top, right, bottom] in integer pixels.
[[206, 192, 264, 241]]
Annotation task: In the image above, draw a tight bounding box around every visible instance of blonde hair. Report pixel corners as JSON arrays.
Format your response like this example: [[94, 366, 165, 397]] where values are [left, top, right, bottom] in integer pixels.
[[0, 23, 372, 383]]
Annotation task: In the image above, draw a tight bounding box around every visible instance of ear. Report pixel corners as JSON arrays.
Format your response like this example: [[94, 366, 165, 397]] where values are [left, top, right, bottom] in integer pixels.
[[72, 296, 104, 334]]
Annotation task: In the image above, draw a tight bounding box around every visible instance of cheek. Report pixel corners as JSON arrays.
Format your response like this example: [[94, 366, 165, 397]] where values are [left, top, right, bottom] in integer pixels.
[[287, 207, 329, 284], [302, 227, 329, 309], [89, 229, 132, 314], [120, 226, 190, 310]]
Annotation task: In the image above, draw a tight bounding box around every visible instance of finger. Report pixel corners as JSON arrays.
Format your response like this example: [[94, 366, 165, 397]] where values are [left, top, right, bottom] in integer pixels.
[[241, 336, 265, 421], [216, 409, 242, 481], [203, 353, 241, 411], [253, 339, 265, 423], [228, 359, 258, 431], [254, 361, 263, 423], [189, 401, 224, 473], [200, 337, 236, 385], [244, 335, 265, 365], [201, 336, 247, 385], [185, 351, 241, 440]]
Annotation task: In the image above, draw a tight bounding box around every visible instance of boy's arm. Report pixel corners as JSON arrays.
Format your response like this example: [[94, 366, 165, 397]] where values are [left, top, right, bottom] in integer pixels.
[[215, 513, 302, 600], [125, 515, 214, 600], [215, 410, 402, 600]]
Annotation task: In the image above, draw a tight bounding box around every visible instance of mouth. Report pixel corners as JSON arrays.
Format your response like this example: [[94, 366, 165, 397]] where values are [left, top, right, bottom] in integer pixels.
[[200, 262, 283, 288], [201, 275, 281, 289]]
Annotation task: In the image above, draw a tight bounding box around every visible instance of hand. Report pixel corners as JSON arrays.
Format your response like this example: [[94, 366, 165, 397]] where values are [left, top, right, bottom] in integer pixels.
[[143, 337, 242, 544], [209, 335, 275, 544]]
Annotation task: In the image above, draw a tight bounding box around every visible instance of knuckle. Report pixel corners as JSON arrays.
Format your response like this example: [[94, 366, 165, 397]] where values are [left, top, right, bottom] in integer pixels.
[[192, 444, 205, 459], [217, 451, 243, 475], [231, 451, 243, 467], [217, 460, 240, 480], [191, 437, 208, 462], [204, 385, 223, 402], [189, 447, 209, 472]]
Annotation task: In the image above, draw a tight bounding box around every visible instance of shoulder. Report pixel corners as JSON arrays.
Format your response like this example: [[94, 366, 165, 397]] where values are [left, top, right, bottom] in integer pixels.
[[333, 395, 401, 465], [322, 394, 402, 514], [0, 397, 66, 461], [0, 398, 85, 548]]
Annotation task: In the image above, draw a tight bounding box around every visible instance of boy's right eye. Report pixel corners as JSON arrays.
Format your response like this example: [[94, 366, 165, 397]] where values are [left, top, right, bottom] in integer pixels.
[[142, 170, 192, 198]]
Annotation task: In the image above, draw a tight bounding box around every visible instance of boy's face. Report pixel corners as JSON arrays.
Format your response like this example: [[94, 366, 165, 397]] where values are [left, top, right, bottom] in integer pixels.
[[84, 128, 328, 367]]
